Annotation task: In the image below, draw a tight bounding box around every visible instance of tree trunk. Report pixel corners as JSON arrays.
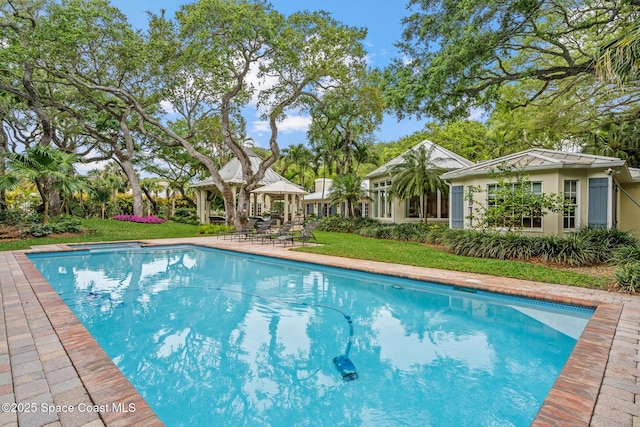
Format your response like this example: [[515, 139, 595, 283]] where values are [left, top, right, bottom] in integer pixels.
[[49, 189, 62, 217], [119, 159, 144, 217]]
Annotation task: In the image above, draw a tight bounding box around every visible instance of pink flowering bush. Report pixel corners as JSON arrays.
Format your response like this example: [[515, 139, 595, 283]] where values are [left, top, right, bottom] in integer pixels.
[[111, 214, 165, 224]]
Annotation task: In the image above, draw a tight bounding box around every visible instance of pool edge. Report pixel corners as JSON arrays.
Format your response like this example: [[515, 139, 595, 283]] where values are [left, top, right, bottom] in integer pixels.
[[14, 237, 640, 426], [12, 250, 162, 426]]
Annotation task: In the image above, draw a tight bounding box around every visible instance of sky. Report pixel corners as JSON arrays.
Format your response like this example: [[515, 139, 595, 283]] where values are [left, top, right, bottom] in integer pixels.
[[108, 0, 427, 148]]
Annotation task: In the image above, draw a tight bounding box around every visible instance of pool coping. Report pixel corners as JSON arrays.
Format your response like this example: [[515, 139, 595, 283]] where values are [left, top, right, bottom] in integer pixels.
[[3, 236, 640, 426]]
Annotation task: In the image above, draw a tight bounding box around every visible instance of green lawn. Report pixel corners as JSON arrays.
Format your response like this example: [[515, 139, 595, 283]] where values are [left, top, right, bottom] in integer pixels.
[[0, 218, 200, 252], [294, 231, 609, 289], [0, 219, 609, 289]]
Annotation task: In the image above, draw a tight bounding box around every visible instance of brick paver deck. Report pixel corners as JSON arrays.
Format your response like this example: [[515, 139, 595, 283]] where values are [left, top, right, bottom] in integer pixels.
[[1, 236, 639, 426]]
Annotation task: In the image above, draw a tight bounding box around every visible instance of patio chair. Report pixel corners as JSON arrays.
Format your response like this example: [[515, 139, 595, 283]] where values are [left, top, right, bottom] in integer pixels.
[[245, 219, 274, 242], [228, 218, 258, 240], [262, 222, 293, 244], [277, 221, 320, 246]]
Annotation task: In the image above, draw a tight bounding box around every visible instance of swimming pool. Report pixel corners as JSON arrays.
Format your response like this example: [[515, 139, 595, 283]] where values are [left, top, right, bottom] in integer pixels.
[[28, 245, 592, 426]]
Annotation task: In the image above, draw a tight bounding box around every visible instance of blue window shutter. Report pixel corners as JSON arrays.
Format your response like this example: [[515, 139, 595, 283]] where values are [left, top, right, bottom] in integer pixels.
[[451, 186, 464, 229], [588, 178, 608, 227]]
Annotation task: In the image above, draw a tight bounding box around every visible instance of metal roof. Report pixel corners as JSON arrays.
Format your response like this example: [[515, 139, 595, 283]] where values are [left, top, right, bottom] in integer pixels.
[[441, 149, 627, 180], [365, 139, 474, 179], [191, 147, 294, 188]]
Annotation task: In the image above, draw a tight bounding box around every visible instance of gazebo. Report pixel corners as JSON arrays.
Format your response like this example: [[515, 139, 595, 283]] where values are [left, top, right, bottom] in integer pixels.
[[192, 144, 306, 224], [251, 180, 308, 224]]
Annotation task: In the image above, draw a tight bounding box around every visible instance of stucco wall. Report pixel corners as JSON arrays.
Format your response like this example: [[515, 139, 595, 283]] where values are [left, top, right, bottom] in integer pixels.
[[449, 168, 613, 235], [618, 182, 640, 235]]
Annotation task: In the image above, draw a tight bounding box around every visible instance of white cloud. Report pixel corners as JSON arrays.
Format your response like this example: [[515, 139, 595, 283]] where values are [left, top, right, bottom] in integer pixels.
[[76, 159, 110, 175], [250, 114, 311, 139], [160, 100, 176, 114]]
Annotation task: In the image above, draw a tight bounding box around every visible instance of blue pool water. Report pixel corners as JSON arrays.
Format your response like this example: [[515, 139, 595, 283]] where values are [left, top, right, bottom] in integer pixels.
[[28, 245, 592, 426]]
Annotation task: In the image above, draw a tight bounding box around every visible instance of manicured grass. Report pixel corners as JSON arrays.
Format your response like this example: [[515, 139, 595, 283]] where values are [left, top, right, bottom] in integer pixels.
[[0, 218, 199, 251], [0, 220, 608, 289], [294, 232, 610, 289]]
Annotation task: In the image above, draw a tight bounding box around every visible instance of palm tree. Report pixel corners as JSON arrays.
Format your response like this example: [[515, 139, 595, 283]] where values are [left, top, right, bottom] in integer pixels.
[[1, 145, 88, 223], [388, 144, 448, 223], [596, 19, 640, 85], [328, 174, 368, 217], [281, 144, 312, 188], [352, 141, 379, 174]]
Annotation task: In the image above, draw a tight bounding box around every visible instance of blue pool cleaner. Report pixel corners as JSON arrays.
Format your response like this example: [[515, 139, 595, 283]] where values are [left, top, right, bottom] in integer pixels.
[[333, 315, 358, 381]]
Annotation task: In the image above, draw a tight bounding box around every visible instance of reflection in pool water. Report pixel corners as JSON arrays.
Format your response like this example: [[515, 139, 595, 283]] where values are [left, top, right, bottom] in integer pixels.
[[28, 245, 592, 427]]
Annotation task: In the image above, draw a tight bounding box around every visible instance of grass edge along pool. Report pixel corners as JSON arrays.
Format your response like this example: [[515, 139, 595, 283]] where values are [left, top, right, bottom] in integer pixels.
[[27, 244, 594, 426]]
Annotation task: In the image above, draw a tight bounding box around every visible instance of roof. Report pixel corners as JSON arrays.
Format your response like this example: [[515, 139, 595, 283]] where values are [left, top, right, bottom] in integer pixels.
[[301, 181, 369, 202], [251, 180, 307, 195], [441, 149, 627, 180], [365, 139, 474, 179], [302, 188, 332, 202], [191, 147, 293, 188]]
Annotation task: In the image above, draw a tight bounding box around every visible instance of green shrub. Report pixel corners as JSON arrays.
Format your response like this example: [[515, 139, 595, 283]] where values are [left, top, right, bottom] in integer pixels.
[[612, 245, 640, 265], [533, 234, 598, 266], [389, 223, 428, 241], [444, 231, 534, 260], [573, 226, 638, 263], [170, 208, 198, 225], [198, 224, 233, 235], [357, 223, 394, 239], [0, 209, 26, 225], [422, 224, 455, 244], [170, 215, 199, 225], [173, 207, 196, 218], [318, 216, 356, 233], [614, 262, 640, 293], [24, 215, 84, 237], [49, 215, 84, 233]]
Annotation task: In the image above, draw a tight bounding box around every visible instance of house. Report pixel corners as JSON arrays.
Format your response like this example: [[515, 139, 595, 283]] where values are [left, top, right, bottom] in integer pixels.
[[191, 143, 306, 224], [364, 140, 474, 224], [441, 149, 640, 235], [302, 178, 371, 218]]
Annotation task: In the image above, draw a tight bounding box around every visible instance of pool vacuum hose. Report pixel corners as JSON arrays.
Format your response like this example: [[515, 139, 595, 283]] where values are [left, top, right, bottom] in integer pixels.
[[333, 315, 358, 381]]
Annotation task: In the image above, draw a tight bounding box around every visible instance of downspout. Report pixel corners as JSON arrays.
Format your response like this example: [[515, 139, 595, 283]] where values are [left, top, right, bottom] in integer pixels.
[[616, 184, 640, 209], [605, 168, 623, 229]]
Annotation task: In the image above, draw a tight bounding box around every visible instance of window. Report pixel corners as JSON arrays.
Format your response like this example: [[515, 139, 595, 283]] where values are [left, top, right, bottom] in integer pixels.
[[372, 181, 392, 219], [256, 203, 263, 215], [406, 196, 421, 218], [563, 180, 578, 230], [358, 202, 370, 218], [486, 181, 543, 229], [440, 192, 449, 219], [425, 192, 438, 218]]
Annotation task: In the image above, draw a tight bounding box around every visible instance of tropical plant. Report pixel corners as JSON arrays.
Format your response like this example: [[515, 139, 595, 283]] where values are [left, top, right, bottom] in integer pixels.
[[615, 262, 640, 293], [596, 16, 640, 85], [281, 144, 313, 188], [465, 165, 565, 231], [0, 145, 89, 223], [328, 174, 369, 217], [388, 144, 448, 223]]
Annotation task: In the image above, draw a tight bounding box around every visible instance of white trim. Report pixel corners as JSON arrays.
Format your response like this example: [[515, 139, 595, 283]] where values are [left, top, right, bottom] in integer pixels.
[[607, 176, 613, 228]]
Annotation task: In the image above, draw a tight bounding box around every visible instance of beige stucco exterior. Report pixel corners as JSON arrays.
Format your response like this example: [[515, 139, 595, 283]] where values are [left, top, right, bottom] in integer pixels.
[[364, 139, 474, 224], [617, 182, 640, 235], [450, 169, 613, 235], [441, 149, 639, 236]]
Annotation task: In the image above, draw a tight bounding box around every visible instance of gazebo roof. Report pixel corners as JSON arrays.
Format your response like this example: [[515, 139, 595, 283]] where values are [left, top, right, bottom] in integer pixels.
[[251, 180, 307, 195], [191, 147, 292, 189]]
